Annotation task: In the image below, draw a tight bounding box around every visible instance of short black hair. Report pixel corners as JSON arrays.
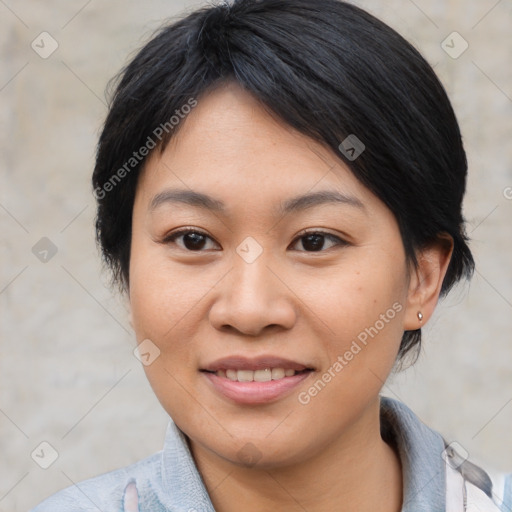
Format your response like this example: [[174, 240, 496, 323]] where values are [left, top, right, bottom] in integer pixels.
[[92, 0, 474, 364]]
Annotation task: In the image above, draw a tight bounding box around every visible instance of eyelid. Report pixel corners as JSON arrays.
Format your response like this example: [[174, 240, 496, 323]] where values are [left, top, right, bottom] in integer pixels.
[[161, 227, 219, 248], [294, 227, 346, 239], [290, 228, 349, 250], [161, 227, 210, 242]]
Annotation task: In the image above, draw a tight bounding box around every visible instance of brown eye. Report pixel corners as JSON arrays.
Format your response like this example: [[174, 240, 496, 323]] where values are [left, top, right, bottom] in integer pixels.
[[163, 229, 219, 251], [291, 231, 347, 252]]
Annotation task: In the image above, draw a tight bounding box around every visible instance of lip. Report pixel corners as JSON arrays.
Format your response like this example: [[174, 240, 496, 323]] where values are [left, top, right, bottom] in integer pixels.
[[200, 355, 315, 405], [202, 370, 313, 404], [201, 355, 313, 372]]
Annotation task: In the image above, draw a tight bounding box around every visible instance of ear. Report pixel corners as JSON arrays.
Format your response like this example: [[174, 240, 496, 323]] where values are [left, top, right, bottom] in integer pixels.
[[403, 234, 454, 330]]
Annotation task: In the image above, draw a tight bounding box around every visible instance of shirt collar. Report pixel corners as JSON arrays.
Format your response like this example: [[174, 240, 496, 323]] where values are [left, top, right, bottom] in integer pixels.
[[380, 396, 446, 511], [160, 421, 216, 511], [160, 397, 446, 511]]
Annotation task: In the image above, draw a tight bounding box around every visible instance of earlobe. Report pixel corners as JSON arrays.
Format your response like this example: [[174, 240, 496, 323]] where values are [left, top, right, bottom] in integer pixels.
[[404, 234, 454, 330]]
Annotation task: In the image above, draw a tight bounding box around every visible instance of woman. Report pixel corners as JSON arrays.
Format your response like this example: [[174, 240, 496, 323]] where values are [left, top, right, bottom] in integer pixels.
[[31, 0, 511, 510]]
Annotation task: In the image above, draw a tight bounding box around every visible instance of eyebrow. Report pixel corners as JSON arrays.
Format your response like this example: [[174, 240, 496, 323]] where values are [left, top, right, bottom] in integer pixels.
[[149, 188, 365, 215]]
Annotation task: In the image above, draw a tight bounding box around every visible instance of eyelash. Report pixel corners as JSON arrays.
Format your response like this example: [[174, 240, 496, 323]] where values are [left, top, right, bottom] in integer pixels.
[[161, 228, 348, 252]]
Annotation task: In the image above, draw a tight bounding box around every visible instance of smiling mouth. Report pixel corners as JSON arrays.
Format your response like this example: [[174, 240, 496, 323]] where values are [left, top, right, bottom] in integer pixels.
[[202, 368, 312, 382]]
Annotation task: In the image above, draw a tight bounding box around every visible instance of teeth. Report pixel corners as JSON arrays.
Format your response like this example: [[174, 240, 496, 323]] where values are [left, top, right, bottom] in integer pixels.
[[254, 369, 272, 382], [271, 368, 285, 380], [217, 368, 299, 382], [226, 369, 237, 380], [237, 370, 253, 382]]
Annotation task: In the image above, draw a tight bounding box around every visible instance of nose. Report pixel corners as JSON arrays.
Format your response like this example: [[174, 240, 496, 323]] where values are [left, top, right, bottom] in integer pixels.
[[208, 252, 297, 337]]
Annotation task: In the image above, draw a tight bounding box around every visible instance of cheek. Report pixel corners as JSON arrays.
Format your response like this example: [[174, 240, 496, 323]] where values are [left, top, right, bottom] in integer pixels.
[[295, 280, 405, 428], [129, 244, 203, 342], [128, 255, 201, 412], [128, 250, 202, 420], [292, 257, 408, 407], [295, 257, 407, 344]]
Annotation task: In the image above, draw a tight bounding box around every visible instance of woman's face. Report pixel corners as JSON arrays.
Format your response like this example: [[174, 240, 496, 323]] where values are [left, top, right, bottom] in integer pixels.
[[129, 83, 417, 468]]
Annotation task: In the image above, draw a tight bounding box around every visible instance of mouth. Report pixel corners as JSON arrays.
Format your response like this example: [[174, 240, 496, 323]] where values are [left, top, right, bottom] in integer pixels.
[[202, 368, 311, 382], [200, 356, 315, 404]]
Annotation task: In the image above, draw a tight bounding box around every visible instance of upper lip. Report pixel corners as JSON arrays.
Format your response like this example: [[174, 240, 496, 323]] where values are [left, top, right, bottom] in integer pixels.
[[201, 355, 314, 372]]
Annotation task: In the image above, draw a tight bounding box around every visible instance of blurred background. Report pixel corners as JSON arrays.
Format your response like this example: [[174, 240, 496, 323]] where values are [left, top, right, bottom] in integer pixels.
[[1, 0, 511, 510]]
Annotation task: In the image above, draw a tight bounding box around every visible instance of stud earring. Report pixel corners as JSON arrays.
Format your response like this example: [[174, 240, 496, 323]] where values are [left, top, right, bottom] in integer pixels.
[[417, 311, 423, 322]]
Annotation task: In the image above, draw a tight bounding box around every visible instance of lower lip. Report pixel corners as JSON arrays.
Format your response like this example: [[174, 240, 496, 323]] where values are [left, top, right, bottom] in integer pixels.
[[202, 371, 313, 404]]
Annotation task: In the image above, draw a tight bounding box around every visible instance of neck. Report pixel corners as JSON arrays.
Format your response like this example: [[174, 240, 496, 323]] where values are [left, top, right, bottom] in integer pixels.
[[188, 397, 403, 512]]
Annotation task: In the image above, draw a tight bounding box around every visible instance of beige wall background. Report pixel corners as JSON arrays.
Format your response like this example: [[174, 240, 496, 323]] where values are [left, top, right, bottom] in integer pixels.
[[1, 1, 511, 510]]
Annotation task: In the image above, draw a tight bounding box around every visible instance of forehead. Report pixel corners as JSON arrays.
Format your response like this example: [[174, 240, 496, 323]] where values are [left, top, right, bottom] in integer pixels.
[[135, 83, 374, 212]]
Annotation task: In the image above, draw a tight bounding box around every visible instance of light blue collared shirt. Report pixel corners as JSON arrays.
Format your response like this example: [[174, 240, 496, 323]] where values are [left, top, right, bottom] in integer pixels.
[[31, 397, 510, 511]]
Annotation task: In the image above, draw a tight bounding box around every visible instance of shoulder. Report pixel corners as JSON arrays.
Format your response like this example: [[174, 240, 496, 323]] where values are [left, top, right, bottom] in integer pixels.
[[380, 397, 512, 511], [30, 451, 169, 512]]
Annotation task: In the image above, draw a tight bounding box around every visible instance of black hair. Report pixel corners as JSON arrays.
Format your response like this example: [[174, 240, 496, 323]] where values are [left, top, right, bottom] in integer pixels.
[[92, 0, 474, 364]]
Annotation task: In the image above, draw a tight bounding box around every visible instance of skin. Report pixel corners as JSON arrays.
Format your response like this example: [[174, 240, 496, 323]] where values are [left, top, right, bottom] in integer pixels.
[[128, 82, 453, 512]]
